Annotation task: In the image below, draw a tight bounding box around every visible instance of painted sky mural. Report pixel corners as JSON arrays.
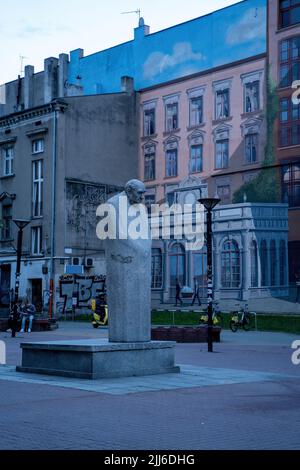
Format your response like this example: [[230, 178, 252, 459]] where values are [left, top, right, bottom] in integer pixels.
[[68, 0, 266, 94]]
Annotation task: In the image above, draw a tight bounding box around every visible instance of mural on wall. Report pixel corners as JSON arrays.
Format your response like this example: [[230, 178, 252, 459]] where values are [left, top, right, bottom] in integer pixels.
[[67, 0, 267, 94]]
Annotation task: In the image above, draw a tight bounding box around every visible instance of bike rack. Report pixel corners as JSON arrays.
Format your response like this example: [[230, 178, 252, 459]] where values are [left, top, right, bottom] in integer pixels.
[[250, 311, 258, 331]]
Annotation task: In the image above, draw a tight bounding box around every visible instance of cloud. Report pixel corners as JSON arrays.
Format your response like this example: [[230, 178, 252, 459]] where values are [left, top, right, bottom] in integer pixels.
[[226, 7, 266, 46], [143, 42, 204, 80]]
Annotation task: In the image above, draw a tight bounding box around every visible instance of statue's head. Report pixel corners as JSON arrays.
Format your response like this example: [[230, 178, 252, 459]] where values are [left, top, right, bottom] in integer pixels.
[[125, 179, 146, 205]]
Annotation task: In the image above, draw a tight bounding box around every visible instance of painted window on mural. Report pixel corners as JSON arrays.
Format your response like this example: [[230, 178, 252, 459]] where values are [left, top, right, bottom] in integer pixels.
[[260, 240, 268, 287], [221, 240, 240, 288], [190, 96, 203, 127], [170, 243, 185, 287], [32, 160, 43, 217], [190, 145, 203, 174], [215, 140, 229, 169], [166, 148, 178, 177], [165, 103, 178, 132], [279, 98, 300, 147], [216, 89, 230, 120], [2, 147, 14, 177], [245, 81, 260, 113], [279, 36, 300, 88], [270, 240, 277, 287], [151, 249, 163, 289], [1, 204, 12, 241], [251, 240, 258, 287], [144, 146, 156, 181], [144, 108, 155, 136], [245, 134, 258, 164], [282, 161, 300, 207], [145, 194, 155, 213], [217, 185, 231, 205], [279, 0, 300, 29], [31, 226, 43, 256], [280, 240, 287, 286]]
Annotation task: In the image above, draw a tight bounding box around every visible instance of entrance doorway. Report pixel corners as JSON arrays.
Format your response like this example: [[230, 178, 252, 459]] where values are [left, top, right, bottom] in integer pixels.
[[30, 279, 43, 312], [0, 265, 11, 307]]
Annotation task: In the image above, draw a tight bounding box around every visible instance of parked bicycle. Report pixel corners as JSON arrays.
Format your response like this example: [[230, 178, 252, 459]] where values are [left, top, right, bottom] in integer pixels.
[[199, 302, 223, 328], [230, 303, 251, 332]]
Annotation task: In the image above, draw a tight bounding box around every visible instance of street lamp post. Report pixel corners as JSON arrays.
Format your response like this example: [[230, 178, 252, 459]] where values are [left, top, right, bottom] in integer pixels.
[[11, 219, 30, 338], [198, 197, 220, 353]]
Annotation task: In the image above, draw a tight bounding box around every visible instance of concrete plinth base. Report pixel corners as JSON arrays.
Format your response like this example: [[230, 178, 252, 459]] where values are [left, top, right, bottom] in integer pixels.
[[17, 340, 180, 379]]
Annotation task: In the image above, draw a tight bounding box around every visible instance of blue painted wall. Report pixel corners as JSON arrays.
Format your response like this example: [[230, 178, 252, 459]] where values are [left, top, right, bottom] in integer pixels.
[[68, 0, 267, 94]]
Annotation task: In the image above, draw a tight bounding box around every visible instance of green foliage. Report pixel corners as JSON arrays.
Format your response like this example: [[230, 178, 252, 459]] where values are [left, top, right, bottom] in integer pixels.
[[233, 70, 281, 204]]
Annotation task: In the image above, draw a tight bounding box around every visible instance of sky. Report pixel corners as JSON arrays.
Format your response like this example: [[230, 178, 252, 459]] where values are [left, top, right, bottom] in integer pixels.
[[0, 0, 241, 85]]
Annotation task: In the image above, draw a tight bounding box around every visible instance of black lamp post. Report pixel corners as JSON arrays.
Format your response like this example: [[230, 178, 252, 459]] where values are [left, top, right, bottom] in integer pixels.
[[198, 197, 220, 352], [11, 219, 30, 338]]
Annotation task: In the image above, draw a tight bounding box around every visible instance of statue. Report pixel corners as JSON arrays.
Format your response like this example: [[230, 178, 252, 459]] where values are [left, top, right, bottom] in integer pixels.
[[104, 179, 152, 343]]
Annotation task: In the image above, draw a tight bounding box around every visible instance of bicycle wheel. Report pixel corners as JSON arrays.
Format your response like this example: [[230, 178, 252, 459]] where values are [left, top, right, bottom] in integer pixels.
[[230, 320, 238, 333], [243, 317, 251, 331]]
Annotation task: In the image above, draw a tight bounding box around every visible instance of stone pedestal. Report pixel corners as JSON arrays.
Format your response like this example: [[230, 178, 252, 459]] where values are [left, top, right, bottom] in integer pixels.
[[17, 339, 179, 379]]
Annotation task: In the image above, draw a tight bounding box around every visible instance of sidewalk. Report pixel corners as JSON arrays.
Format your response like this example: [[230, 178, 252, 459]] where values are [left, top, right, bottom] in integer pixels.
[[0, 323, 299, 450]]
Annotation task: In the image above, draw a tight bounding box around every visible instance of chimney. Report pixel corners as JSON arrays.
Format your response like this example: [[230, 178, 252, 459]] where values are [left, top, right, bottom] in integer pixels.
[[134, 17, 150, 40], [121, 76, 134, 94], [24, 65, 34, 109], [44, 57, 58, 103], [58, 54, 69, 97]]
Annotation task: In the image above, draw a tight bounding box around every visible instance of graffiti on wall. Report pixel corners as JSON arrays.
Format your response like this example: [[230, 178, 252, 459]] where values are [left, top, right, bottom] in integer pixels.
[[59, 275, 106, 314]]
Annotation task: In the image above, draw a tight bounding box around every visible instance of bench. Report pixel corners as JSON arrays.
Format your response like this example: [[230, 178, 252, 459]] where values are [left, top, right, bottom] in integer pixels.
[[0, 317, 56, 333]]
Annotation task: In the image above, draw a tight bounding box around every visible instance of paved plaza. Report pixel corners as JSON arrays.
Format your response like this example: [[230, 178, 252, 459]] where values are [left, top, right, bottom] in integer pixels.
[[0, 323, 299, 450]]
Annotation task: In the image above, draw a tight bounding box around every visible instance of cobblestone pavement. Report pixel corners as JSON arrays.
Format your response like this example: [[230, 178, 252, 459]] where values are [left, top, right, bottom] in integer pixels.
[[0, 323, 299, 450]]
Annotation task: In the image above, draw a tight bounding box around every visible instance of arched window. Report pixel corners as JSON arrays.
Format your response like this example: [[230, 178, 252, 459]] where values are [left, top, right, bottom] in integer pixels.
[[151, 249, 163, 289], [221, 240, 240, 288], [193, 246, 207, 298], [280, 240, 286, 286], [260, 240, 268, 287], [169, 243, 185, 287], [250, 240, 258, 287], [270, 240, 277, 286]]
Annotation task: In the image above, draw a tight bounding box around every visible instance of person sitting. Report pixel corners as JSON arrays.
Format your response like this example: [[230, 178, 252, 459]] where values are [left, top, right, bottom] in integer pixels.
[[20, 300, 36, 333]]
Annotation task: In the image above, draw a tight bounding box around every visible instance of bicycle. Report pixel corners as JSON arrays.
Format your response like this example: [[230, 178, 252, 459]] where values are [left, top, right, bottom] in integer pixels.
[[230, 303, 251, 332], [199, 302, 223, 328]]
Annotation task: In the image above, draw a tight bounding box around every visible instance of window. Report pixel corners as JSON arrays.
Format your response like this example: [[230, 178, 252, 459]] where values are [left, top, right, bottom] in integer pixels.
[[250, 240, 258, 287], [165, 102, 179, 132], [245, 81, 260, 113], [279, 36, 300, 87], [32, 160, 43, 217], [190, 145, 203, 174], [144, 145, 155, 181], [32, 138, 44, 154], [279, 0, 300, 29], [145, 194, 155, 213], [279, 98, 300, 146], [2, 147, 14, 176], [190, 96, 203, 127], [282, 161, 300, 207], [279, 240, 287, 286], [151, 249, 163, 288], [166, 149, 178, 178], [215, 140, 229, 169], [193, 247, 207, 298], [216, 89, 230, 120], [245, 134, 258, 163], [1, 205, 12, 240], [221, 240, 240, 288], [170, 243, 185, 287], [260, 240, 268, 287], [270, 240, 277, 286], [217, 185, 231, 205], [144, 109, 155, 136], [31, 226, 43, 255]]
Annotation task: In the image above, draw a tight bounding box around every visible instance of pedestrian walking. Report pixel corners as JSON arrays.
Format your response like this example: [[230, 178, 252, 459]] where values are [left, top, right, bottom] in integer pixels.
[[191, 277, 202, 307], [175, 278, 183, 307], [296, 272, 300, 304]]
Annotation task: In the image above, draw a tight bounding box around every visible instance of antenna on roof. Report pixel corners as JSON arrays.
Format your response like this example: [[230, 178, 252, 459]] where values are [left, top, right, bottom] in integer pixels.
[[19, 54, 28, 77], [121, 8, 141, 25]]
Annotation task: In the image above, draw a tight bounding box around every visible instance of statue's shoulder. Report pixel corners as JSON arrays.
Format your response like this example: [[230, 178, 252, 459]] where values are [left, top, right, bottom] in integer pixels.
[[107, 191, 127, 208]]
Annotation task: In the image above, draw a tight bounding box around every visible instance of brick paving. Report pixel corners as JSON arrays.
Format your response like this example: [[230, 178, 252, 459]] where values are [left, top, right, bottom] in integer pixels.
[[0, 323, 299, 450]]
